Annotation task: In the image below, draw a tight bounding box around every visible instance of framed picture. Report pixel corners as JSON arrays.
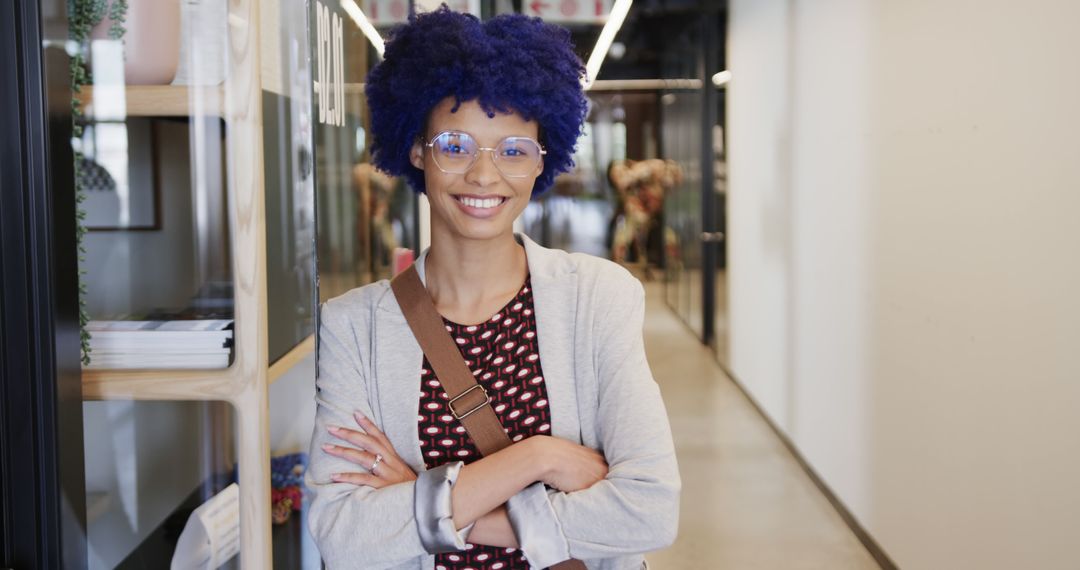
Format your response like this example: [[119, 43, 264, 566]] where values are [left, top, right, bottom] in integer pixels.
[[83, 118, 162, 231]]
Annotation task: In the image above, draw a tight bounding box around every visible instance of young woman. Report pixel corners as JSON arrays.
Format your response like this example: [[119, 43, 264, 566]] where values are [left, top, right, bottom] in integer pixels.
[[306, 8, 680, 570]]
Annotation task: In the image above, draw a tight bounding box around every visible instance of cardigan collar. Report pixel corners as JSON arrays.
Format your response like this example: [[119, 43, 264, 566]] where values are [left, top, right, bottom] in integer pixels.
[[370, 233, 582, 470], [378, 232, 575, 312]]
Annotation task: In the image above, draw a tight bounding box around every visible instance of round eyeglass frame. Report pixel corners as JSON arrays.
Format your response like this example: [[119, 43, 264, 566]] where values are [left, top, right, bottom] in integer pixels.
[[424, 130, 547, 179]]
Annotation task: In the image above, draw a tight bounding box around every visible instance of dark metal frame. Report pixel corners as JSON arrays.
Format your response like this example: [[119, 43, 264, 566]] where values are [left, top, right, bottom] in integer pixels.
[[0, 0, 88, 566], [699, 8, 722, 345]]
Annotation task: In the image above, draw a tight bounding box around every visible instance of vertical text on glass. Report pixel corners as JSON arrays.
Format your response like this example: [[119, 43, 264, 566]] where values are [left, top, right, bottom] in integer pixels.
[[315, 0, 345, 127]]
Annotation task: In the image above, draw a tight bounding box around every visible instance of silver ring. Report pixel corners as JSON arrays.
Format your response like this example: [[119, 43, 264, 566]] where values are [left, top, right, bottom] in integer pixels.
[[370, 453, 383, 472]]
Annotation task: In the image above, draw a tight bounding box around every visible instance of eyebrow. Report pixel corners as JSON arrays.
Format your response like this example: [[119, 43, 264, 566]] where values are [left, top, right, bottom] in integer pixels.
[[429, 129, 541, 143]]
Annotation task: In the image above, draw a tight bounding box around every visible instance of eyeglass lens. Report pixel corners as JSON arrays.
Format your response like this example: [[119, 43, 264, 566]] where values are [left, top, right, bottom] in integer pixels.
[[430, 132, 542, 178]]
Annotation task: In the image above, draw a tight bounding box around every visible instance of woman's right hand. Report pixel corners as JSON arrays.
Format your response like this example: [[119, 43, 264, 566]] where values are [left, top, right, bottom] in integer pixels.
[[528, 435, 609, 492]]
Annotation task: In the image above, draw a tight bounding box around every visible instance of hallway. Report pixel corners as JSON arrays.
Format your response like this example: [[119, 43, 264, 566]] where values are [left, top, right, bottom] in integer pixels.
[[640, 281, 880, 569]]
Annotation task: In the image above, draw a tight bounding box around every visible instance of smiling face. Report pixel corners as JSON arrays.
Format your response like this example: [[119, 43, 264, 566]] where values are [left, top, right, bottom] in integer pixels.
[[410, 97, 543, 243]]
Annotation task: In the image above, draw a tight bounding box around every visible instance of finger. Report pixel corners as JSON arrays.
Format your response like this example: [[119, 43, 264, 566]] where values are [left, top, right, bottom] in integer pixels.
[[353, 411, 394, 450], [322, 443, 380, 470], [331, 471, 383, 488], [327, 425, 402, 471], [323, 444, 394, 477], [330, 416, 405, 473], [327, 426, 385, 457]]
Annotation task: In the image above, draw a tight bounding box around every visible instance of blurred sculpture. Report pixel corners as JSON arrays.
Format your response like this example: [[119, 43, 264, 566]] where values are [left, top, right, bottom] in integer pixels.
[[608, 159, 683, 273]]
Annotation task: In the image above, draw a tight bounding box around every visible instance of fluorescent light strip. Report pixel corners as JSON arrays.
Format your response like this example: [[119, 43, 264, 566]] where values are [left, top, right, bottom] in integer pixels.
[[584, 0, 633, 90], [341, 0, 385, 57]]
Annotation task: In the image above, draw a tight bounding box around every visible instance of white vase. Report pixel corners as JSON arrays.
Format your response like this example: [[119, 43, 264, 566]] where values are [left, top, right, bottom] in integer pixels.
[[92, 0, 182, 86]]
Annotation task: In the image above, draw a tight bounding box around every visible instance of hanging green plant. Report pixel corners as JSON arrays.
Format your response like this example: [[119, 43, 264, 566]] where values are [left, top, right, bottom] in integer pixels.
[[68, 0, 127, 365]]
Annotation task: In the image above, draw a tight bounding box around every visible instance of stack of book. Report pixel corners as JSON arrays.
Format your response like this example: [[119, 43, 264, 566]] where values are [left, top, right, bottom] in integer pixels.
[[84, 319, 234, 370]]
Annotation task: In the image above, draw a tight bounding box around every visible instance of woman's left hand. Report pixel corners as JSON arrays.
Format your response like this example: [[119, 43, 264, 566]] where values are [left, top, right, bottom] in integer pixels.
[[323, 412, 417, 489]]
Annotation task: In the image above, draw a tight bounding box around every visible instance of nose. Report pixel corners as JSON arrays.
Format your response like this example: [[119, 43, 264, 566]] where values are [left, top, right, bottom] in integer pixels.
[[464, 149, 501, 187]]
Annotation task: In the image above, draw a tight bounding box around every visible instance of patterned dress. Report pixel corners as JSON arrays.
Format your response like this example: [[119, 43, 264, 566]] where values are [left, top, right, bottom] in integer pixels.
[[417, 276, 552, 570]]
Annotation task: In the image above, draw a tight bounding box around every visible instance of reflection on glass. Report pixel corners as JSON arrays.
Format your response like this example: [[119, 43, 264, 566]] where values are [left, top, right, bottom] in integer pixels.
[[85, 400, 236, 568], [263, 1, 317, 364], [314, 0, 418, 302], [76, 1, 242, 566]]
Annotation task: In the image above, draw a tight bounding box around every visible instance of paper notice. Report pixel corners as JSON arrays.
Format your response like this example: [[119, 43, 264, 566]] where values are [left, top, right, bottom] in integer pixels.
[[171, 483, 241, 569]]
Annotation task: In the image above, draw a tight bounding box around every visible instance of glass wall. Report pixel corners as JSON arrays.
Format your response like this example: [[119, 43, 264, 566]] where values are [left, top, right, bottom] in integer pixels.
[[659, 10, 728, 366], [314, 0, 419, 303], [74, 0, 243, 564], [65, 0, 326, 564], [661, 31, 706, 340], [521, 101, 618, 257]]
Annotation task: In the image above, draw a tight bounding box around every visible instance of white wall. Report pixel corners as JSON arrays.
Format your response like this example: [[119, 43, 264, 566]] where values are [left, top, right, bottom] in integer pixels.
[[728, 1, 1080, 568]]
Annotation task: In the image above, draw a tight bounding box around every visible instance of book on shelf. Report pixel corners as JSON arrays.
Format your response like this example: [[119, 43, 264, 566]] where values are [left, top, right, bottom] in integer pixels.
[[85, 317, 234, 370]]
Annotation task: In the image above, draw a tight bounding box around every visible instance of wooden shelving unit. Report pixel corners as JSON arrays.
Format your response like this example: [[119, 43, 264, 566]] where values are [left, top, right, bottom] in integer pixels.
[[77, 0, 294, 567], [75, 85, 224, 117]]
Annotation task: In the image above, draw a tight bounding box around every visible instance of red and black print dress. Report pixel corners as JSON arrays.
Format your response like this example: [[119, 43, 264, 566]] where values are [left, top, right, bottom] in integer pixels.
[[417, 276, 551, 570]]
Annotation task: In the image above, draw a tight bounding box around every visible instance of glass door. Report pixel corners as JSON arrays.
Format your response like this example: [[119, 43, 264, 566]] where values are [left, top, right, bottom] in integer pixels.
[[660, 9, 728, 367], [661, 22, 707, 341], [11, 0, 324, 565]]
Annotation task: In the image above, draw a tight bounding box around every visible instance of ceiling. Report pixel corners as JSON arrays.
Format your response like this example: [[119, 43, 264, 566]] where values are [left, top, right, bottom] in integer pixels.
[[557, 0, 727, 80]]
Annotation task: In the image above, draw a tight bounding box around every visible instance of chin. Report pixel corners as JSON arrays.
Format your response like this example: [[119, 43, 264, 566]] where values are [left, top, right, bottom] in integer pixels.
[[451, 220, 516, 242]]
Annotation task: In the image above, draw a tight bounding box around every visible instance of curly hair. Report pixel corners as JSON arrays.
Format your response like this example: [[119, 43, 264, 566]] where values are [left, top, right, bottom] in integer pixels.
[[364, 6, 588, 197]]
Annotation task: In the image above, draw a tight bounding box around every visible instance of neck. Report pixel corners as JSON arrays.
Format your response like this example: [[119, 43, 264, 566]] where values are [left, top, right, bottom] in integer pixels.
[[423, 226, 528, 311]]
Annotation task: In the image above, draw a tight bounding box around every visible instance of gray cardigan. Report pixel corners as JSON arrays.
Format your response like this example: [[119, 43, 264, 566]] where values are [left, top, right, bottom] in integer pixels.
[[306, 234, 680, 569]]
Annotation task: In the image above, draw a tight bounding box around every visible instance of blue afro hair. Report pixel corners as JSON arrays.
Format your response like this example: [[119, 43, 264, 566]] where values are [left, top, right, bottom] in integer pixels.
[[364, 6, 588, 198]]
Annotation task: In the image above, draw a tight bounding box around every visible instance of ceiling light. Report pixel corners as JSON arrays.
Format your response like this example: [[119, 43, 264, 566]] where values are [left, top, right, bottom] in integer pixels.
[[341, 0, 385, 57], [583, 0, 633, 90], [609, 41, 626, 60]]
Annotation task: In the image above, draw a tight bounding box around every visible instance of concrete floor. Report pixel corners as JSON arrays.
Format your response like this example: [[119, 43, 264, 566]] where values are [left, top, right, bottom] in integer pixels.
[[640, 281, 881, 570]]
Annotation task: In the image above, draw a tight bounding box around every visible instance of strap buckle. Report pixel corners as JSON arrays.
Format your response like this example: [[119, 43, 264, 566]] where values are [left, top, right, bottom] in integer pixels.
[[448, 385, 491, 420]]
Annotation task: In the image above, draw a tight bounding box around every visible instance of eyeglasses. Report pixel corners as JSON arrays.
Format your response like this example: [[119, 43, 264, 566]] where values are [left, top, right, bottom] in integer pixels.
[[425, 130, 546, 179]]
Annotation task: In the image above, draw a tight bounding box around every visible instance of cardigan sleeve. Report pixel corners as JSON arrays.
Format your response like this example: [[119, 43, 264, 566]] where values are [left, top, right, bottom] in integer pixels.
[[306, 297, 470, 568], [511, 273, 681, 565]]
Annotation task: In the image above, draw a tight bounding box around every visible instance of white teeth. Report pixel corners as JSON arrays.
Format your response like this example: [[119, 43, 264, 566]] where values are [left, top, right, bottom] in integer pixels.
[[459, 196, 503, 209]]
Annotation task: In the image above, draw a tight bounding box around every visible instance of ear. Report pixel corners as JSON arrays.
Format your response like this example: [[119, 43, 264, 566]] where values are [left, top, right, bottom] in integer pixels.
[[409, 140, 425, 170]]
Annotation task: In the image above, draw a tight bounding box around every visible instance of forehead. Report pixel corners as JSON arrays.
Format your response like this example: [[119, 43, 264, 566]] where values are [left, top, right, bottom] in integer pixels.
[[426, 97, 539, 141]]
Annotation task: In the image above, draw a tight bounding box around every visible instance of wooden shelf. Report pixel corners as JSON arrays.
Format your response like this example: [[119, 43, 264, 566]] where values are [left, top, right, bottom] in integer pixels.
[[82, 367, 238, 401], [75, 85, 223, 118], [81, 333, 314, 399]]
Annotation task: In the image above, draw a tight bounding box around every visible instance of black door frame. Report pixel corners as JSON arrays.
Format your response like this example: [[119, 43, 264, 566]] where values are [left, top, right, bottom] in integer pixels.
[[1, 0, 88, 566], [699, 8, 722, 345]]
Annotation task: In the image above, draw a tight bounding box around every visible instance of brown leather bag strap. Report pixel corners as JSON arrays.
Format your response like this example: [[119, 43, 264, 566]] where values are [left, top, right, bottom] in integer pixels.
[[391, 265, 512, 456], [391, 265, 587, 570]]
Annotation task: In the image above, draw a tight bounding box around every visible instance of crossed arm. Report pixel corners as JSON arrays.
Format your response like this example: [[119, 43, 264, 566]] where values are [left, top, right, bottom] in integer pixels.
[[322, 411, 608, 548]]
